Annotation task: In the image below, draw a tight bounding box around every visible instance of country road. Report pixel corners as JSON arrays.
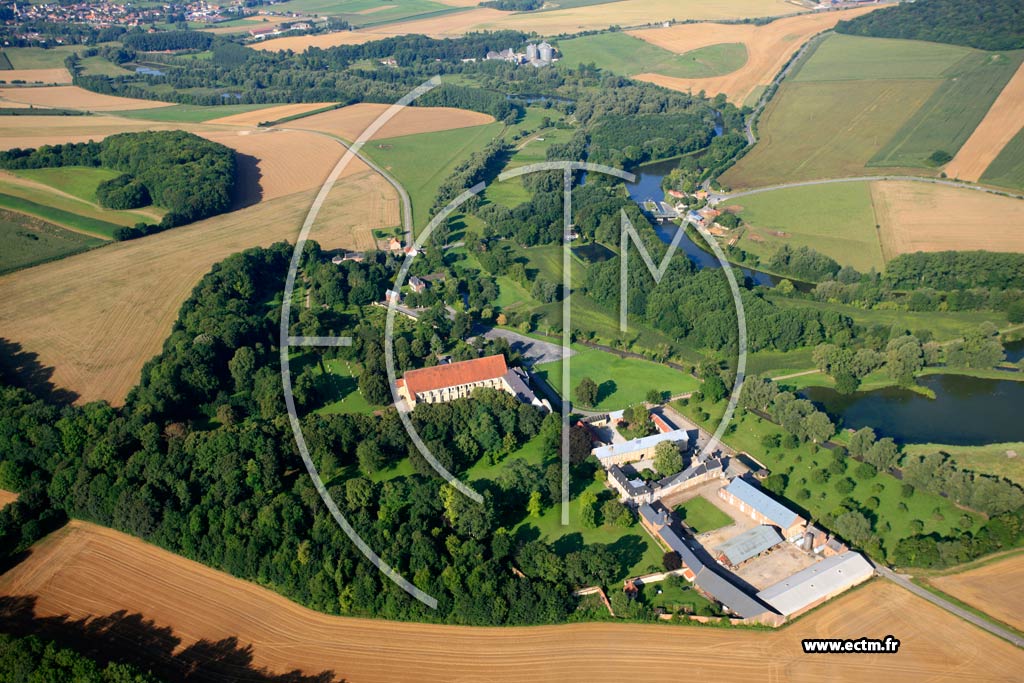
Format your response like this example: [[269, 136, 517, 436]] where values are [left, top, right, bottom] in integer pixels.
[[712, 174, 1024, 205], [871, 563, 1024, 649]]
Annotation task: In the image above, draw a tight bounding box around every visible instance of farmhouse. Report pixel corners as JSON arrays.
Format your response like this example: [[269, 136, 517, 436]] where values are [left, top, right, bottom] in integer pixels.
[[409, 276, 426, 294], [719, 477, 806, 540], [592, 428, 689, 466], [756, 551, 874, 618], [396, 354, 543, 408]]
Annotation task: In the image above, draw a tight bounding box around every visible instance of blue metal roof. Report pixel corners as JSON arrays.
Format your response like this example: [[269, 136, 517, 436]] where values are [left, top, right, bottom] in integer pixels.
[[724, 477, 800, 529], [716, 525, 783, 566]]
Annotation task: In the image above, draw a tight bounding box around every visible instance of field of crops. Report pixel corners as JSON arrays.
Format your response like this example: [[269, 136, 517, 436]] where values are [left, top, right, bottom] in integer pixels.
[[557, 32, 746, 79], [733, 181, 884, 272], [980, 127, 1024, 190], [0, 209, 103, 274]]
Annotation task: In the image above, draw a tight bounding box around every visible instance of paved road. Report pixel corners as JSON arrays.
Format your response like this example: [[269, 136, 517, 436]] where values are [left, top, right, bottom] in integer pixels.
[[476, 326, 575, 366], [870, 562, 1024, 649], [284, 128, 415, 245]]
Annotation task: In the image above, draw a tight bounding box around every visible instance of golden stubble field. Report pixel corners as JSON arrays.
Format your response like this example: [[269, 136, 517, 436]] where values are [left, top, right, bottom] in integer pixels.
[[627, 6, 880, 103], [0, 520, 1020, 682], [288, 102, 494, 140], [253, 0, 799, 51], [871, 181, 1024, 259], [0, 86, 174, 111], [0, 114, 217, 150], [944, 61, 1024, 182], [0, 68, 72, 85], [931, 554, 1024, 633]]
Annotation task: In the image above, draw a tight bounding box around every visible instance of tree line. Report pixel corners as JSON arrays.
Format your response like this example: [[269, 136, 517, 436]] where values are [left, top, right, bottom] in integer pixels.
[[835, 0, 1024, 51]]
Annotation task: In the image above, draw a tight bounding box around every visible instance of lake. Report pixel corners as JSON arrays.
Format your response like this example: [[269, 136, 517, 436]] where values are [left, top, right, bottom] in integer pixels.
[[802, 373, 1024, 446]]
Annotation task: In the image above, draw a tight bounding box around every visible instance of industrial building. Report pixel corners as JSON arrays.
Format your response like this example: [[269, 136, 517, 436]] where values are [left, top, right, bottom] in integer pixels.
[[756, 551, 874, 618]]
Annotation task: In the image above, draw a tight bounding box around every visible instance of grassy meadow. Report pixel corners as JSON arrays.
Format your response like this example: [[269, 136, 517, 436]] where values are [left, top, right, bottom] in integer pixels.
[[733, 181, 884, 272], [792, 34, 971, 82], [363, 122, 503, 230], [534, 345, 700, 410], [557, 32, 746, 78], [0, 192, 121, 239], [0, 209, 104, 274], [903, 442, 1024, 488], [981, 127, 1024, 190], [0, 46, 81, 69], [268, 0, 459, 27], [112, 103, 280, 122]]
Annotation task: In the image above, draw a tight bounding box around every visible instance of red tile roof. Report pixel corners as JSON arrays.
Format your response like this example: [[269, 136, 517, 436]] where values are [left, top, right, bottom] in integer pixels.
[[403, 354, 508, 396]]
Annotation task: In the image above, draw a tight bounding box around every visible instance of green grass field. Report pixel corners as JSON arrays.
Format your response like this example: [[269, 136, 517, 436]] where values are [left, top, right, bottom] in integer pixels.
[[267, 0, 459, 27], [722, 34, 1022, 187], [0, 192, 121, 239], [0, 53, 13, 70], [362, 122, 503, 230], [12, 166, 122, 204], [534, 345, 700, 410], [111, 103, 280, 122], [734, 181, 884, 272], [639, 575, 718, 614], [674, 395, 982, 554], [557, 32, 746, 79], [980, 126, 1024, 191], [0, 208, 104, 274], [793, 34, 971, 82], [316, 358, 375, 415], [869, 50, 1024, 169], [0, 46, 81, 69], [78, 55, 133, 77], [674, 496, 732, 534], [904, 442, 1024, 487]]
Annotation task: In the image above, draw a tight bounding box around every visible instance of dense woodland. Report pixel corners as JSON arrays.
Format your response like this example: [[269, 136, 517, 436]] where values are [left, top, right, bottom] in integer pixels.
[[122, 30, 214, 52], [0, 131, 236, 234], [836, 0, 1024, 51], [0, 633, 161, 683]]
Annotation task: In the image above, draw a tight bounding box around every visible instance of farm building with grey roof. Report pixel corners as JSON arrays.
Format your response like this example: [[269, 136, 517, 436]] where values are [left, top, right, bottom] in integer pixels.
[[756, 551, 874, 617]]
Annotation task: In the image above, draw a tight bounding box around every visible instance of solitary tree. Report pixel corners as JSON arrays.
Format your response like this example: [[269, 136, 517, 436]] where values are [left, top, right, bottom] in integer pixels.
[[653, 441, 683, 476], [575, 376, 599, 407], [527, 490, 543, 518]]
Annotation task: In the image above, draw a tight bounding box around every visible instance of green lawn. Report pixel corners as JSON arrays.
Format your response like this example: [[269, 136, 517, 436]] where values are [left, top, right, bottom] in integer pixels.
[[314, 358, 375, 416], [79, 55, 133, 77], [362, 122, 503, 230], [111, 103, 280, 122], [0, 208, 104, 274], [674, 496, 732, 534], [792, 35, 972, 82], [1, 46, 81, 69], [639, 575, 718, 614], [904, 442, 1024, 488], [869, 50, 1024, 169], [746, 348, 815, 377], [534, 344, 700, 410], [734, 181, 884, 272], [673, 396, 982, 556], [980, 126, 1024, 191], [12, 166, 122, 204], [557, 32, 746, 79], [0, 192, 121, 239]]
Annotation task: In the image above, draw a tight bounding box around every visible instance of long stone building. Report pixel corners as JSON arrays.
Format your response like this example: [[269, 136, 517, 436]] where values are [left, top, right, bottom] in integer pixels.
[[396, 354, 544, 408]]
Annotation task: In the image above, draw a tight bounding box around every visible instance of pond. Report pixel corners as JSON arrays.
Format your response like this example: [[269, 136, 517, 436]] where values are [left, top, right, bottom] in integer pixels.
[[802, 373, 1024, 446], [572, 242, 615, 263], [622, 158, 810, 289], [1005, 338, 1024, 363]]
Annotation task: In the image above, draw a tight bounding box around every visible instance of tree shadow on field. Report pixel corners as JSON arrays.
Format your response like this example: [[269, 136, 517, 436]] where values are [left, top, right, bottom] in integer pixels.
[[0, 595, 344, 682], [596, 380, 616, 405], [0, 338, 79, 404], [231, 152, 264, 210]]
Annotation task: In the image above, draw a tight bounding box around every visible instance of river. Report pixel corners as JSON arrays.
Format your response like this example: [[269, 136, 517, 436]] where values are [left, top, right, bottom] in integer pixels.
[[621, 158, 808, 289], [802, 373, 1024, 446]]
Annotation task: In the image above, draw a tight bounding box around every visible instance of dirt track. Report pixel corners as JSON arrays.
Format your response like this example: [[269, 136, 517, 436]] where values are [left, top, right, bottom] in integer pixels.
[[627, 6, 880, 103], [0, 520, 1020, 682], [944, 61, 1024, 181]]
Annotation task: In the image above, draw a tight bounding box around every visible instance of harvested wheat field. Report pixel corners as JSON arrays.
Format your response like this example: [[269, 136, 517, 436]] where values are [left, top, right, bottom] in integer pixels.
[[207, 102, 336, 127], [871, 180, 1024, 259], [252, 9, 506, 50], [0, 68, 71, 85], [0, 490, 17, 510], [288, 102, 494, 140], [0, 155, 396, 405], [312, 166, 400, 250], [945, 61, 1024, 182], [0, 115, 215, 150], [628, 6, 880, 103], [198, 128, 343, 202], [0, 86, 173, 112], [931, 554, 1024, 633], [0, 521, 1020, 682]]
